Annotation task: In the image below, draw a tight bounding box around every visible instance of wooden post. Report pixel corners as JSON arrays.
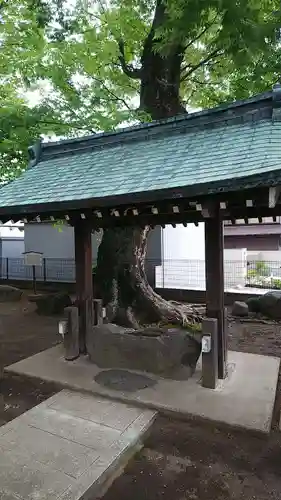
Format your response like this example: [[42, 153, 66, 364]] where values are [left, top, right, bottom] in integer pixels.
[[64, 306, 79, 361], [32, 264, 37, 294], [43, 258, 47, 282], [201, 317, 218, 389], [74, 220, 93, 354], [204, 209, 227, 379], [93, 298, 103, 326]]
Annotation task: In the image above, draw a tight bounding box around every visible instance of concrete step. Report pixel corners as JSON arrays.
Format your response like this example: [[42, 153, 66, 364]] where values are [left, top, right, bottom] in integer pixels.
[[0, 390, 157, 500]]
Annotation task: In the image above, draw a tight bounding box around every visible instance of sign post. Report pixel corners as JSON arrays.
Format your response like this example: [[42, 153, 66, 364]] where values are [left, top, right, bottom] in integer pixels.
[[22, 252, 43, 295]]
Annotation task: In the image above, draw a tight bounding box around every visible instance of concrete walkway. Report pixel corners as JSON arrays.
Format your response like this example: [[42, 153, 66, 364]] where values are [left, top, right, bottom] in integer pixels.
[[5, 345, 280, 434], [0, 390, 156, 500]]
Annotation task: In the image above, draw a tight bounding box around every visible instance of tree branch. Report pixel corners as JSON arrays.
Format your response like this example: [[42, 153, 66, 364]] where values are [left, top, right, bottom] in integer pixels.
[[189, 77, 222, 86], [183, 14, 220, 53], [92, 76, 133, 111], [118, 40, 142, 79], [181, 48, 223, 82], [34, 120, 96, 133]]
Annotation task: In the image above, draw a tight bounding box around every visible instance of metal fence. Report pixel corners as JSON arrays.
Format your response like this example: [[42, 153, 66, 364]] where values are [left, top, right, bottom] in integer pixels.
[[155, 259, 246, 290], [246, 260, 281, 289], [0, 258, 77, 283], [155, 259, 281, 290], [1, 257, 281, 290]]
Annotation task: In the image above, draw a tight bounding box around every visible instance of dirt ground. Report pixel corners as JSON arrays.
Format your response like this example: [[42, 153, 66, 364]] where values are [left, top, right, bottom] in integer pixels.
[[0, 295, 61, 426], [1, 294, 281, 499]]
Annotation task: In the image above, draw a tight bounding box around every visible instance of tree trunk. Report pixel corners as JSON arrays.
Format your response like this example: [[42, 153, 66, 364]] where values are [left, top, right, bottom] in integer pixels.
[[95, 226, 202, 328], [139, 1, 186, 119], [95, 0, 195, 328]]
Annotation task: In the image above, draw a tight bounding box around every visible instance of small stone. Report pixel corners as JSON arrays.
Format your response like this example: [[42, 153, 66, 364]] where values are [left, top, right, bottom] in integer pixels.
[[247, 297, 261, 313], [34, 293, 72, 316], [258, 291, 281, 320], [0, 285, 22, 302], [232, 301, 249, 317]]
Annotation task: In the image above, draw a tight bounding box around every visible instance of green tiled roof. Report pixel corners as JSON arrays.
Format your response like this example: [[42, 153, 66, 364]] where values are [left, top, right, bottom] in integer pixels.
[[1, 89, 281, 213]]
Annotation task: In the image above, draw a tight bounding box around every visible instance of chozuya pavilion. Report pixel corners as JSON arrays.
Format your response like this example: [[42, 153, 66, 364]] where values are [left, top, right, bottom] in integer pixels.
[[2, 84, 281, 382]]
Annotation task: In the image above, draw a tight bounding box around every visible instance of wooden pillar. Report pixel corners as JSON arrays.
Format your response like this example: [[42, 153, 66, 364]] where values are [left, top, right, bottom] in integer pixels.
[[204, 209, 227, 379], [74, 221, 93, 353]]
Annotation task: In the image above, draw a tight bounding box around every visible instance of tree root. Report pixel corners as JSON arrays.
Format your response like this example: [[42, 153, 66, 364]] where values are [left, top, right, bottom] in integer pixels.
[[95, 226, 205, 330]]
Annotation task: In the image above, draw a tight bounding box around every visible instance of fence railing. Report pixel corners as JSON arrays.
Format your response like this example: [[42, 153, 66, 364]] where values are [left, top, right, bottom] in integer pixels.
[[1, 257, 281, 290], [0, 257, 77, 283], [155, 259, 247, 290]]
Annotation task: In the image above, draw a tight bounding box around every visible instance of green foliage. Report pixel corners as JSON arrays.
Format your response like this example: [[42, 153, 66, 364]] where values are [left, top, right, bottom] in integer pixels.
[[52, 220, 65, 232], [247, 269, 257, 280], [184, 322, 202, 333], [255, 260, 270, 277], [0, 0, 281, 182], [161, 321, 202, 332], [271, 278, 281, 289]]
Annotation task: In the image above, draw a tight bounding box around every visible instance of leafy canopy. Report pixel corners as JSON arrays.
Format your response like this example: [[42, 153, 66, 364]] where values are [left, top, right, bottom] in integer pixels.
[[1, 0, 281, 179]]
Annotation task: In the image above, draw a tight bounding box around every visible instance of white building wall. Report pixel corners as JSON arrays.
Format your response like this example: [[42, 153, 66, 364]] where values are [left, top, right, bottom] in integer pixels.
[[161, 223, 205, 260], [156, 224, 247, 289], [247, 250, 281, 262], [1, 239, 25, 259], [24, 223, 101, 260], [23, 223, 102, 282], [23, 223, 161, 283]]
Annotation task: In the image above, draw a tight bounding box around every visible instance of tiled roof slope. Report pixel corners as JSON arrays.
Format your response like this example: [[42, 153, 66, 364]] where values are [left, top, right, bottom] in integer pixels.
[[1, 88, 281, 212]]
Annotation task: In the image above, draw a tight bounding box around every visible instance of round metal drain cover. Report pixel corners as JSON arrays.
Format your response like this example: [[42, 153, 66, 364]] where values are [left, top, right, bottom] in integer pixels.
[[94, 369, 157, 392]]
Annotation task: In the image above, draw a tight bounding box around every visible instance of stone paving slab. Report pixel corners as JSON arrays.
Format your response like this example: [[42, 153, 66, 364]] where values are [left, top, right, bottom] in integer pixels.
[[0, 390, 156, 500], [5, 345, 280, 434]]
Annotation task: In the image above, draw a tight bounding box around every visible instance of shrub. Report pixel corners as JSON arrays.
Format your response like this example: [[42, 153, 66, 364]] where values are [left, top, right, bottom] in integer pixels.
[[255, 260, 270, 277], [247, 269, 257, 280], [271, 278, 281, 289], [247, 297, 261, 313]]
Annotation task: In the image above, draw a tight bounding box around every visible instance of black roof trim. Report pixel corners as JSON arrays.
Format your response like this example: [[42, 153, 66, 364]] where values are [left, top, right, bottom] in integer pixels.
[[35, 90, 273, 164]]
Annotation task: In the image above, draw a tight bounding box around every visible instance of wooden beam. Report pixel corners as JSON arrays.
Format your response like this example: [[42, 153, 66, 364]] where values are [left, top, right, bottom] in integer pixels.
[[76, 212, 202, 228], [205, 207, 227, 379], [74, 220, 93, 354], [269, 186, 281, 208]]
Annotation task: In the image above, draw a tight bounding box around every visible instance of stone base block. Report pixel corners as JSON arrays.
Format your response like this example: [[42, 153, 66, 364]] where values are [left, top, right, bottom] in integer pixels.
[[87, 324, 201, 376]]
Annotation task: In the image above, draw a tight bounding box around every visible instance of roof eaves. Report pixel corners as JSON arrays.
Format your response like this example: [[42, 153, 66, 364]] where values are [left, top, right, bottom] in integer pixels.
[[1, 168, 281, 219]]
